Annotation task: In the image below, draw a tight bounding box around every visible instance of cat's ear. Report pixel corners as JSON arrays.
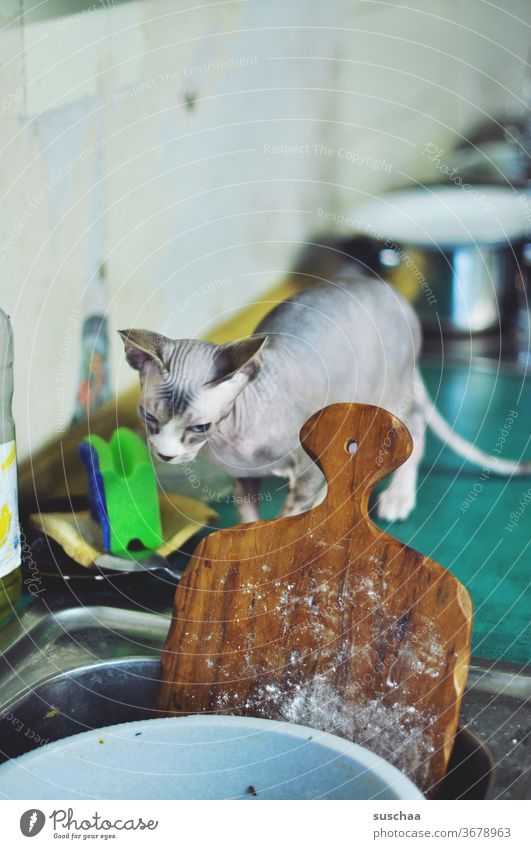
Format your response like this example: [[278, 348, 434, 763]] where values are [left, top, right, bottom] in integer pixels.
[[209, 335, 268, 386], [202, 335, 268, 411], [118, 329, 172, 372]]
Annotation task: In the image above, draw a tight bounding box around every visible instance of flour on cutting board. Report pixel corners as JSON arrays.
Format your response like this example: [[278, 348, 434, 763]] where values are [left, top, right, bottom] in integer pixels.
[[207, 577, 445, 787], [244, 675, 436, 787]]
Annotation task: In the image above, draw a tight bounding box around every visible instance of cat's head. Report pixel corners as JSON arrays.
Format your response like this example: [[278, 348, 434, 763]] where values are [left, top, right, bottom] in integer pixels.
[[119, 330, 267, 464]]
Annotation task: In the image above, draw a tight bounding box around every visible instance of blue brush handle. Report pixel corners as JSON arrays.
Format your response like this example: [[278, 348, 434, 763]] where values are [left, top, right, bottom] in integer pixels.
[[78, 441, 111, 551]]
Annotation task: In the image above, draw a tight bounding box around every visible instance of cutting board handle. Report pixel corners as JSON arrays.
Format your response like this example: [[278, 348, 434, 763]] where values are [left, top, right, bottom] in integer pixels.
[[300, 403, 413, 517]]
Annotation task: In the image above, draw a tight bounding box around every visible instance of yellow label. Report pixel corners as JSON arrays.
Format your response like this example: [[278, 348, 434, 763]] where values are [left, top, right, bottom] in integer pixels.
[[0, 440, 20, 577]]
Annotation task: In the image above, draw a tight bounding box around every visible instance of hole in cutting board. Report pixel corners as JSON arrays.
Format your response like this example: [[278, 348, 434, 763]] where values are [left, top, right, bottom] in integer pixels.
[[345, 439, 358, 455]]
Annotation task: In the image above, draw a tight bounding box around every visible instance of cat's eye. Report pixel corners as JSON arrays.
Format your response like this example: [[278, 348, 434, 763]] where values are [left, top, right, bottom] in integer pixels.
[[187, 423, 211, 434], [139, 405, 157, 425]]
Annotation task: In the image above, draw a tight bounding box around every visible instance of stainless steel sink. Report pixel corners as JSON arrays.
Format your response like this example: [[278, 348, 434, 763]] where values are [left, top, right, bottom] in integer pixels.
[[0, 604, 528, 798], [0, 604, 167, 706], [0, 605, 167, 760]]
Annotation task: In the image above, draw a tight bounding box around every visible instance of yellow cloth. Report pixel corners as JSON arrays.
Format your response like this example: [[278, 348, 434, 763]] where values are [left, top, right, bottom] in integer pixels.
[[30, 494, 218, 568]]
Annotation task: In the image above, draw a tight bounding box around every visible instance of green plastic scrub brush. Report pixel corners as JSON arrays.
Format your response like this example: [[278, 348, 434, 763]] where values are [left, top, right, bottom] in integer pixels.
[[79, 428, 163, 558]]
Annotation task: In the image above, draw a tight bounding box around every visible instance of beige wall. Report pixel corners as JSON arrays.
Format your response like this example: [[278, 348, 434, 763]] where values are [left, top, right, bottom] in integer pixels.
[[0, 0, 528, 458]]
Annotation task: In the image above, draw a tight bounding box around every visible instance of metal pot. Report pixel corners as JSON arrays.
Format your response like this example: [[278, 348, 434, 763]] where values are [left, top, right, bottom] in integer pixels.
[[352, 186, 530, 334]]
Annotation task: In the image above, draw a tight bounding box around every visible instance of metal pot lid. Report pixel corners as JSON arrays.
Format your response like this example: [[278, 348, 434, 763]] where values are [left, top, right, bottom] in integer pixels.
[[352, 185, 531, 247]]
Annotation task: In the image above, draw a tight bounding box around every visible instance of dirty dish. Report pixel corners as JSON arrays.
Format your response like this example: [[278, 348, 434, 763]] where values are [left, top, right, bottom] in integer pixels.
[[0, 715, 424, 800]]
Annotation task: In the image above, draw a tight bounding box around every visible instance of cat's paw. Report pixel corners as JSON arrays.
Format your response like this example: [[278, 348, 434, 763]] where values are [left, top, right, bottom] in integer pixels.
[[377, 486, 416, 522]]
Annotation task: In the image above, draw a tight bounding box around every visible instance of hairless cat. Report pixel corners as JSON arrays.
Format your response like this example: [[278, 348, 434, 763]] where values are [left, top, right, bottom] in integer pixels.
[[120, 270, 529, 523]]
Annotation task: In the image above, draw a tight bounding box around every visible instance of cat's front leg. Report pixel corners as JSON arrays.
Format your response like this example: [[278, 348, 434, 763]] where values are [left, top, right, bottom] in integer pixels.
[[377, 402, 426, 522], [234, 477, 262, 524], [279, 462, 324, 518]]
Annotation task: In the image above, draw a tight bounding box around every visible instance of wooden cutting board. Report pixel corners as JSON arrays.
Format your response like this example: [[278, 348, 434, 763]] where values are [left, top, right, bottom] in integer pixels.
[[155, 403, 473, 793]]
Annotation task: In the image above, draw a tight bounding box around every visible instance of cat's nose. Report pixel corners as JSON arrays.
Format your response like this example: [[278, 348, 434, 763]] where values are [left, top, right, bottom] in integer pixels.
[[157, 452, 176, 462]]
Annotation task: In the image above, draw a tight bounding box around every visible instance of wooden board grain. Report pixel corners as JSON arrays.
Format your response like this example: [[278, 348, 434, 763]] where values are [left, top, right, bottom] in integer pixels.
[[155, 403, 473, 793]]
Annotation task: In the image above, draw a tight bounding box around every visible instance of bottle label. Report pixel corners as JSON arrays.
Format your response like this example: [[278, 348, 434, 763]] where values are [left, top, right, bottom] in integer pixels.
[[0, 440, 20, 578]]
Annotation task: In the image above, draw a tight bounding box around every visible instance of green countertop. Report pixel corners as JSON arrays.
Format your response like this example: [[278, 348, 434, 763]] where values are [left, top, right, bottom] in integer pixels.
[[388, 362, 530, 666]]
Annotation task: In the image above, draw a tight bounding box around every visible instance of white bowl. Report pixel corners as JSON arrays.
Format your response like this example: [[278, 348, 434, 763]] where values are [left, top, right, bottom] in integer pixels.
[[0, 715, 424, 800]]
